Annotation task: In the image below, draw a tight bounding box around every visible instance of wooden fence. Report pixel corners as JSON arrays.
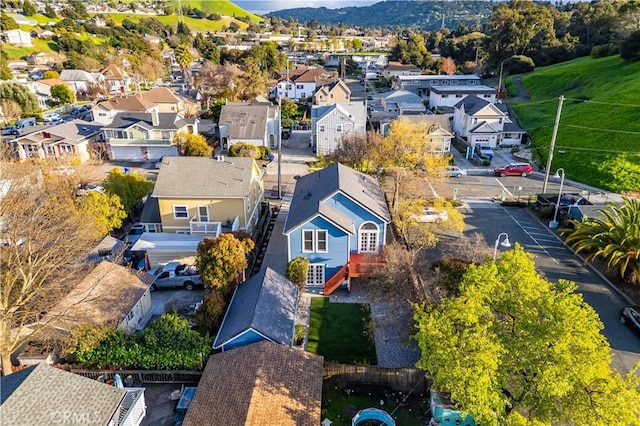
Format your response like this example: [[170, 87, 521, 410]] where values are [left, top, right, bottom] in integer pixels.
[[70, 368, 202, 385], [323, 363, 428, 394]]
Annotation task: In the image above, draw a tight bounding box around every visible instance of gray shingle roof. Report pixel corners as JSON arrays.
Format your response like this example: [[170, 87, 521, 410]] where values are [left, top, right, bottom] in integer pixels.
[[284, 163, 391, 234], [104, 112, 187, 130], [0, 364, 125, 425], [140, 195, 160, 223], [152, 156, 257, 198], [219, 103, 276, 140], [453, 95, 490, 114], [503, 121, 525, 133], [213, 267, 298, 349]]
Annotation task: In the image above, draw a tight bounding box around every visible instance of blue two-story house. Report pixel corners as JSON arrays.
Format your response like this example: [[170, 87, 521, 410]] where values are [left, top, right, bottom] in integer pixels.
[[283, 163, 391, 295]]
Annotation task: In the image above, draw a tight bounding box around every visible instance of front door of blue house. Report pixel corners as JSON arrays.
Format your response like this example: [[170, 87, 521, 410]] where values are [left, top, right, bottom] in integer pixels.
[[358, 222, 379, 253]]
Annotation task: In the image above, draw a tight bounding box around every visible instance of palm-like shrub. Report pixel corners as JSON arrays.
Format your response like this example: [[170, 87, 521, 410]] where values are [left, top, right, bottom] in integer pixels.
[[562, 198, 640, 283]]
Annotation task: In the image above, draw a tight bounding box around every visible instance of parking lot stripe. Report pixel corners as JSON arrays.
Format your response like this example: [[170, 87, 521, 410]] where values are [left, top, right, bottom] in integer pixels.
[[502, 208, 560, 264], [494, 178, 513, 196]]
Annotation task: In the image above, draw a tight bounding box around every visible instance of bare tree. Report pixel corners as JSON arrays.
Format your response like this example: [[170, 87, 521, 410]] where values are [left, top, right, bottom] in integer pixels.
[[329, 131, 383, 173], [1, 99, 22, 123], [0, 163, 104, 375]]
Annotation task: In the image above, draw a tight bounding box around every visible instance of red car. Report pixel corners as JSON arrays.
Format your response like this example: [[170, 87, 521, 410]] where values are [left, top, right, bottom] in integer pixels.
[[494, 162, 533, 177]]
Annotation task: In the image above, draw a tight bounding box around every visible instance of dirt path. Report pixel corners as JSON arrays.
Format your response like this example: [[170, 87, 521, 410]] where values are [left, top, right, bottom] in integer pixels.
[[510, 76, 531, 102]]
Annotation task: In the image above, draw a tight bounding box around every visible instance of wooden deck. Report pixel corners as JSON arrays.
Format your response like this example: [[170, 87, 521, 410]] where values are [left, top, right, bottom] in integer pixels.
[[323, 252, 386, 295]]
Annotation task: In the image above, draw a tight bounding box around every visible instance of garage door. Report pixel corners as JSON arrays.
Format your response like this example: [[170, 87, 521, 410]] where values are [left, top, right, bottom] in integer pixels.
[[111, 146, 144, 161], [148, 147, 178, 160]]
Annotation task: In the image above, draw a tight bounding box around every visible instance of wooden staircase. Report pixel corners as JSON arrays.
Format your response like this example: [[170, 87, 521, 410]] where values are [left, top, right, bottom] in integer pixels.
[[322, 263, 349, 296], [322, 252, 386, 296]]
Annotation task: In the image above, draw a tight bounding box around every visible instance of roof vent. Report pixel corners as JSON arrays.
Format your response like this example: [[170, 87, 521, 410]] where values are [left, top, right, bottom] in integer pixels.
[[304, 190, 312, 200]]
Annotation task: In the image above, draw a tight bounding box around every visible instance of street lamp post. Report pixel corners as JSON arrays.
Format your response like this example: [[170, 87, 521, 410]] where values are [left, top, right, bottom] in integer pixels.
[[494, 232, 511, 260], [548, 168, 565, 229]]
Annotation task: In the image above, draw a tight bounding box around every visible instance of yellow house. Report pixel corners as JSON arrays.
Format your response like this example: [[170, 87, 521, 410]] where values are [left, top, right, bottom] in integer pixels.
[[151, 156, 265, 236]]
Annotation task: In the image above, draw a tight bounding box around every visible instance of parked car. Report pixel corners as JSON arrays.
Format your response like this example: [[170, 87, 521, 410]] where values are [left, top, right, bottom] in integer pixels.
[[494, 162, 533, 177], [44, 113, 61, 123], [439, 166, 467, 178], [412, 207, 448, 224], [150, 262, 203, 291], [475, 144, 494, 160], [620, 306, 640, 334]]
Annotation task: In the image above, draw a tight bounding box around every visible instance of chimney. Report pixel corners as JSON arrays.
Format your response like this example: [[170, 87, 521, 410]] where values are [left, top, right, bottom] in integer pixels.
[[151, 110, 159, 127]]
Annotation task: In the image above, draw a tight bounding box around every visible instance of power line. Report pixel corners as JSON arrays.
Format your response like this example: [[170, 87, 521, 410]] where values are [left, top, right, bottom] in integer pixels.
[[554, 145, 640, 155], [563, 124, 640, 136], [563, 98, 640, 108]]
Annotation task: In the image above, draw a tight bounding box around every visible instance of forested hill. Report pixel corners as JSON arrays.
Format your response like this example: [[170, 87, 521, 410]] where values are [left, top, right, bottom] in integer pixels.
[[267, 1, 495, 30]]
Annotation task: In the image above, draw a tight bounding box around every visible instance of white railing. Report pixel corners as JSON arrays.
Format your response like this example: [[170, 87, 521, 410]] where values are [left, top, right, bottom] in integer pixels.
[[189, 219, 221, 236], [231, 216, 240, 231]]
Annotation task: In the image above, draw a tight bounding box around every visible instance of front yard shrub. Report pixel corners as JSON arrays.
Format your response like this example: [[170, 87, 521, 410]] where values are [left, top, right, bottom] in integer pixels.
[[70, 312, 212, 370], [482, 159, 491, 167], [228, 142, 258, 158], [287, 256, 310, 295], [195, 290, 226, 333], [504, 55, 535, 75], [257, 145, 272, 161], [294, 324, 307, 345], [538, 206, 554, 219]]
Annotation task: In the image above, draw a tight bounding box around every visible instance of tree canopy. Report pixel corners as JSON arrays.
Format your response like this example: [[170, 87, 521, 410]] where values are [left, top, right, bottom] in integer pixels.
[[414, 244, 640, 425], [102, 168, 154, 215], [78, 191, 127, 237], [0, 82, 40, 118], [196, 232, 255, 294], [173, 132, 212, 157], [50, 84, 75, 105]]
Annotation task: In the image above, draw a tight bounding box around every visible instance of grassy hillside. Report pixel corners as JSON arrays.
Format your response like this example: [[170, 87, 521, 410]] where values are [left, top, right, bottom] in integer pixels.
[[107, 13, 247, 32], [508, 55, 640, 194], [174, 0, 262, 22]]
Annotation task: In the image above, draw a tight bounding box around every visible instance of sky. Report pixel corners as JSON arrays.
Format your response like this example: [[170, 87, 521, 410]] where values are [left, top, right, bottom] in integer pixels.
[[233, 1, 380, 15]]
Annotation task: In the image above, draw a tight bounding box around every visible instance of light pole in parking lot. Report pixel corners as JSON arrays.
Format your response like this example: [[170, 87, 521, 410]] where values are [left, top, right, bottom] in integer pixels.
[[494, 232, 511, 260], [549, 168, 565, 229]]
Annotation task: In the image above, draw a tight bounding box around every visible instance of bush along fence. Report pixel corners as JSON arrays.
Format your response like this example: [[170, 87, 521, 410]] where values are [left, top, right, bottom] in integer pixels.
[[323, 363, 428, 394]]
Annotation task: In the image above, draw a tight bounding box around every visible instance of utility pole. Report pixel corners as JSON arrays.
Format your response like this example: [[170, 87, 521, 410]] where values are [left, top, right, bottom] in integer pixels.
[[542, 95, 565, 193]]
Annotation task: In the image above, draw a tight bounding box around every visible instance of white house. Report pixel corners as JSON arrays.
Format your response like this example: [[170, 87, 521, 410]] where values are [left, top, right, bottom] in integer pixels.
[[379, 89, 426, 116], [384, 61, 422, 78], [1, 29, 32, 46], [59, 69, 105, 93], [397, 74, 482, 98], [452, 95, 525, 148], [429, 85, 497, 109], [311, 102, 367, 156], [218, 102, 279, 149], [272, 66, 329, 100]]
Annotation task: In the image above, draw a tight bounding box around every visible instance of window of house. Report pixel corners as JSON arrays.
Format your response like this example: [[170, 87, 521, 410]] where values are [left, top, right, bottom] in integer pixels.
[[142, 130, 149, 140], [302, 230, 314, 252], [173, 205, 188, 219], [319, 125, 325, 132], [336, 124, 342, 133], [98, 112, 107, 117], [59, 144, 73, 154], [296, 84, 303, 89], [456, 94, 463, 98], [161, 131, 171, 139], [126, 310, 135, 322], [316, 230, 327, 252], [197, 205, 209, 222], [45, 145, 55, 156], [442, 94, 448, 98], [171, 106, 175, 111], [307, 264, 325, 286]]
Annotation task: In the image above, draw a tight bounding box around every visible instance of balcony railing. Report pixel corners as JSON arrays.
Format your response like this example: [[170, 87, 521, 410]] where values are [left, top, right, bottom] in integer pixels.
[[189, 219, 221, 236], [323, 250, 386, 295]]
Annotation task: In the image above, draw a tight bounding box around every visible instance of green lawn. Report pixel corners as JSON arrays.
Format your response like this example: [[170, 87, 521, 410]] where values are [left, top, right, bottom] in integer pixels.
[[507, 55, 640, 193], [322, 385, 428, 426], [307, 297, 377, 365]]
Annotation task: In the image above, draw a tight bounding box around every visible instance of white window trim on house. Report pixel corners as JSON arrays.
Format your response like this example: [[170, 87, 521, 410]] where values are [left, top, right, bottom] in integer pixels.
[[358, 222, 380, 253], [307, 264, 325, 286], [302, 229, 328, 253], [173, 205, 189, 219], [197, 205, 209, 222]]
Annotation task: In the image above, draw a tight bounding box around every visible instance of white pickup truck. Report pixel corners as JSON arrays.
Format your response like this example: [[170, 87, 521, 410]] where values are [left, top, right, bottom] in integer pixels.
[[150, 262, 203, 291]]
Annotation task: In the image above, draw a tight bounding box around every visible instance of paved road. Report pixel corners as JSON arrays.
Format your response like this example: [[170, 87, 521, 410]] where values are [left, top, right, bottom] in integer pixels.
[[461, 205, 640, 374]]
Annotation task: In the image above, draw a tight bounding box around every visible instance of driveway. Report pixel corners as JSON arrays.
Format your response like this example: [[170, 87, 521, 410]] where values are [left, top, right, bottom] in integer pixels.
[[149, 288, 205, 320]]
